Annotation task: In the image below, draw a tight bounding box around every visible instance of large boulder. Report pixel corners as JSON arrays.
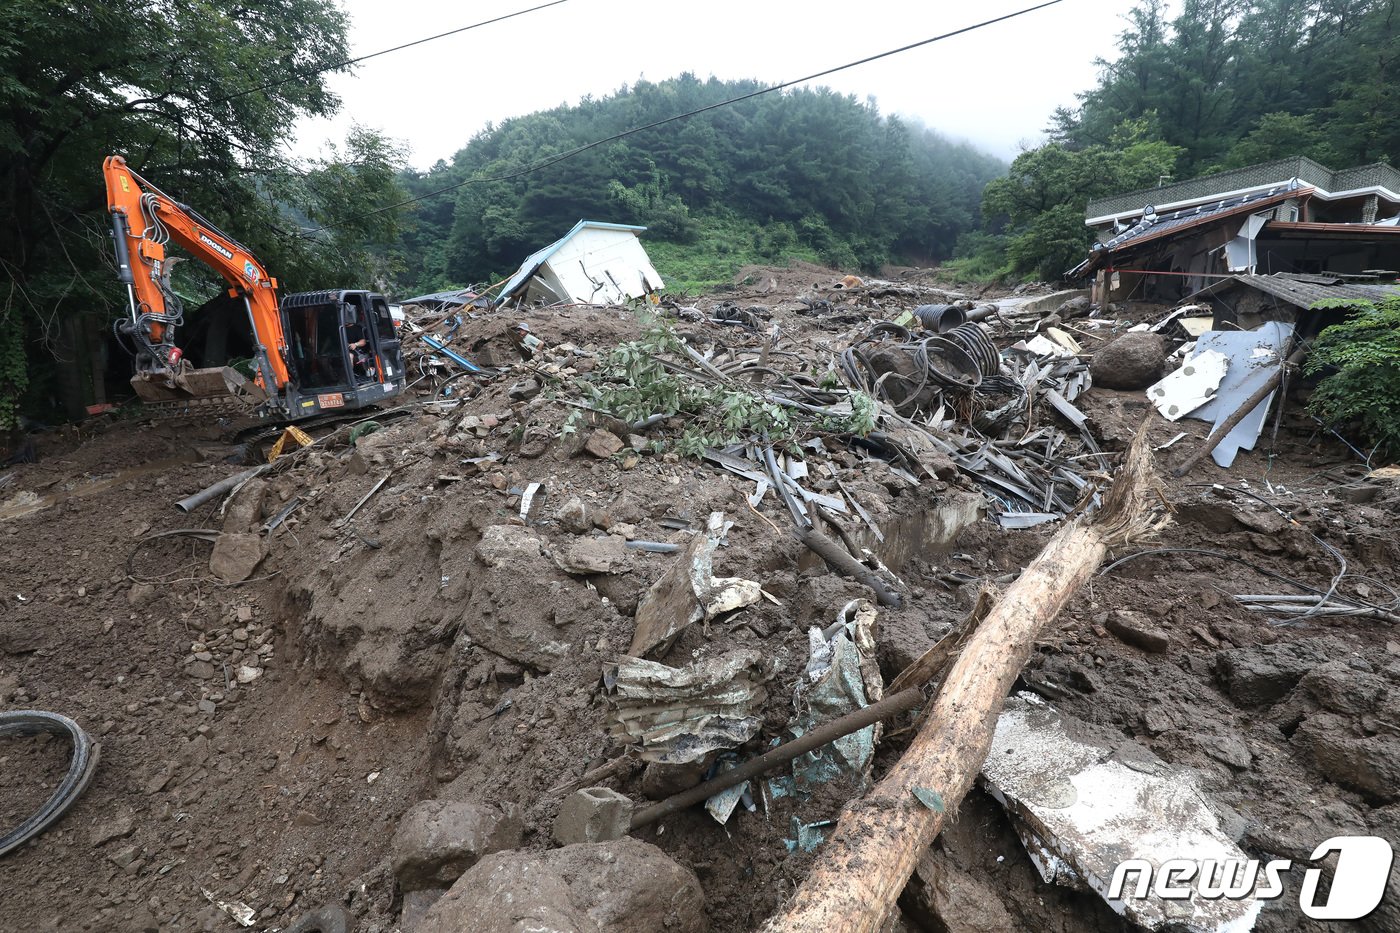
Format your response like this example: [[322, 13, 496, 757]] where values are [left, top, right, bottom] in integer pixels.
[[390, 799, 522, 891], [417, 837, 706, 933], [1089, 332, 1165, 390]]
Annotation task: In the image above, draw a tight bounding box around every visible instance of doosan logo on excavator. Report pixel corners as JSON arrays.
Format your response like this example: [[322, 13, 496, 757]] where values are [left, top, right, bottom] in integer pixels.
[[198, 232, 233, 260]]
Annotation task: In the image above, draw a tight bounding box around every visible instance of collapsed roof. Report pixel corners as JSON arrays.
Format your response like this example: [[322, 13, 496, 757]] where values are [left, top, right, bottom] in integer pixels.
[[1188, 271, 1400, 309], [495, 220, 664, 307]]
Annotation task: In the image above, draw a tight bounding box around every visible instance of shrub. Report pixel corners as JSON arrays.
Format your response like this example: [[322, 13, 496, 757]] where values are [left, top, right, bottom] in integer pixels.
[[1305, 296, 1400, 458]]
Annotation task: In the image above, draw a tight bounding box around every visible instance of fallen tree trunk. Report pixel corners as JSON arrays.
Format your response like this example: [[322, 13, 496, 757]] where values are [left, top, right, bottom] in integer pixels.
[[760, 427, 1161, 933]]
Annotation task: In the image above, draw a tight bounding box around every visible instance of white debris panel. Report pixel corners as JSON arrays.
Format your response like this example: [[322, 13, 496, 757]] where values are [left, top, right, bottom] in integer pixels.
[[981, 694, 1261, 933]]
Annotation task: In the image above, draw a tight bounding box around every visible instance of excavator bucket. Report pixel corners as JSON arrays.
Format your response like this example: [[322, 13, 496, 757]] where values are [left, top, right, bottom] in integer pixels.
[[130, 364, 268, 417]]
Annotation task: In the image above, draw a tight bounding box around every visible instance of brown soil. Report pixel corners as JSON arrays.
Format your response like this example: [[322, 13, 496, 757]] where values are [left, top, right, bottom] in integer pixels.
[[1, 266, 1396, 932]]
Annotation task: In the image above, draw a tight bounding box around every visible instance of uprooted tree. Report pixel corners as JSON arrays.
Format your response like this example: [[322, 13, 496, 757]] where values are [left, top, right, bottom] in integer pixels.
[[0, 1, 407, 431]]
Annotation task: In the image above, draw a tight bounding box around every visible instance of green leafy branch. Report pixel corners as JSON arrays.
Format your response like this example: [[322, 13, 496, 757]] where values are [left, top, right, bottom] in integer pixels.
[[572, 314, 874, 458], [1305, 296, 1400, 458]]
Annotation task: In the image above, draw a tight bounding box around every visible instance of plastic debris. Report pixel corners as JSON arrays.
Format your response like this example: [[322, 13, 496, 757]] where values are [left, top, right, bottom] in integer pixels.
[[1147, 348, 1228, 421]]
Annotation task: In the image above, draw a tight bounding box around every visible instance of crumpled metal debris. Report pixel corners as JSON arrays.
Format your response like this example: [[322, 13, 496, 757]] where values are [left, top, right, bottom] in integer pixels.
[[1147, 349, 1228, 421], [627, 511, 761, 657], [604, 648, 778, 764], [1177, 322, 1294, 468], [787, 600, 883, 792]]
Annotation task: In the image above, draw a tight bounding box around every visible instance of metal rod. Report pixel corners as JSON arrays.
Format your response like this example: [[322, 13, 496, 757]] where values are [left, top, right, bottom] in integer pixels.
[[338, 473, 391, 526], [629, 686, 924, 831]]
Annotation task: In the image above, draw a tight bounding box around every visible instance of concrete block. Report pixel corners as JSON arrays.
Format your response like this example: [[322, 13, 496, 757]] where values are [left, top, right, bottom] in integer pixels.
[[553, 786, 633, 845]]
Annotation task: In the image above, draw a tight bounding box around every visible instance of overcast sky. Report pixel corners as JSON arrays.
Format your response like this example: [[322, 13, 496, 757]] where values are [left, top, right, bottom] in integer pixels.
[[291, 0, 1138, 170]]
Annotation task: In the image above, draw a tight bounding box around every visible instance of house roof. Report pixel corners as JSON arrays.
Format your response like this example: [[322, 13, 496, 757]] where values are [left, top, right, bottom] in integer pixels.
[[1068, 185, 1307, 278], [1085, 156, 1400, 224], [495, 220, 648, 305], [1188, 272, 1400, 309], [1262, 220, 1400, 239], [398, 288, 483, 307]]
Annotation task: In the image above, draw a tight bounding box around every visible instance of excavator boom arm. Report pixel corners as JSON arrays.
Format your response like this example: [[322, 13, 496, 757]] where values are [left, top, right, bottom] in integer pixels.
[[103, 155, 290, 391]]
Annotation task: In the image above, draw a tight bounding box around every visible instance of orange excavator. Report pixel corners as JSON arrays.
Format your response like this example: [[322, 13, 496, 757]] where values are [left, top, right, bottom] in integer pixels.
[[104, 154, 405, 419]]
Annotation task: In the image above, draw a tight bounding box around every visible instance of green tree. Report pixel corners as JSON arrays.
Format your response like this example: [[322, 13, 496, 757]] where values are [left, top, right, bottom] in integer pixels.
[[980, 119, 1181, 279], [401, 77, 1004, 293]]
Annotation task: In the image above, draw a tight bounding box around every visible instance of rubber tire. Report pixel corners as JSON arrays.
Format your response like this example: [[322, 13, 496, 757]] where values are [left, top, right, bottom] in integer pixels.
[[0, 710, 99, 858]]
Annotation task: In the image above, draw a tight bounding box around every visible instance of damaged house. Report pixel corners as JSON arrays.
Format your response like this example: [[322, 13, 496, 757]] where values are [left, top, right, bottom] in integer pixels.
[[1072, 156, 1400, 302], [494, 219, 665, 307]]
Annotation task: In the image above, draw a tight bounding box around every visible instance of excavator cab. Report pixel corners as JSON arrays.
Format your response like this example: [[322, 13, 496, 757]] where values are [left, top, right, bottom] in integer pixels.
[[280, 290, 405, 418], [104, 155, 406, 421]]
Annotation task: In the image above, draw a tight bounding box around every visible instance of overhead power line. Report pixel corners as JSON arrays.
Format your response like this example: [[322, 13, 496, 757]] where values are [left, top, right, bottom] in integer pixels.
[[215, 0, 572, 106], [303, 0, 1067, 234]]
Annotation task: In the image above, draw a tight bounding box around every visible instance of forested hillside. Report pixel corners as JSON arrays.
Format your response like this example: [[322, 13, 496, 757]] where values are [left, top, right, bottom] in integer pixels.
[[963, 0, 1400, 281], [392, 75, 1005, 293]]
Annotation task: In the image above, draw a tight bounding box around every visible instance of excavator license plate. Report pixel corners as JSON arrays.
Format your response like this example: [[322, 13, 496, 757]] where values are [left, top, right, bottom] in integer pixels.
[[317, 393, 345, 409]]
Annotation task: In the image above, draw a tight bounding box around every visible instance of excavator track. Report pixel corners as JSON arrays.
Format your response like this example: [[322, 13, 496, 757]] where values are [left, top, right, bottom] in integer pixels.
[[226, 403, 416, 448]]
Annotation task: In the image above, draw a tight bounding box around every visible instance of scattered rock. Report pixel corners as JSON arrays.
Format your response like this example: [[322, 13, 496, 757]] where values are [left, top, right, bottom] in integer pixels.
[[1090, 332, 1165, 390], [401, 889, 448, 931], [556, 496, 593, 534], [475, 525, 543, 568], [508, 377, 541, 401], [1104, 610, 1169, 653], [1295, 660, 1390, 717], [901, 851, 1016, 933], [235, 665, 262, 685], [583, 429, 624, 459], [553, 787, 634, 845], [517, 425, 554, 458], [390, 799, 523, 892], [89, 810, 135, 847], [108, 845, 141, 870], [1055, 295, 1092, 318], [209, 533, 265, 583], [640, 760, 706, 801], [1294, 713, 1400, 801], [417, 837, 705, 933], [222, 478, 267, 534], [186, 660, 216, 680], [128, 583, 156, 607], [554, 536, 628, 575], [1197, 732, 1253, 769]]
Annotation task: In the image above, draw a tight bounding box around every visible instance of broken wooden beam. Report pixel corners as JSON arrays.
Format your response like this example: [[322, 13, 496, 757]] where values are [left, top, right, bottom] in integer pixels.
[[760, 425, 1161, 933]]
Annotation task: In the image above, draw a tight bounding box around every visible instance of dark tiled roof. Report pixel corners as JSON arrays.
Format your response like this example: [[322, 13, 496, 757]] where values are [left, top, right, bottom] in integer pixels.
[[1191, 272, 1400, 309], [1092, 183, 1303, 254]]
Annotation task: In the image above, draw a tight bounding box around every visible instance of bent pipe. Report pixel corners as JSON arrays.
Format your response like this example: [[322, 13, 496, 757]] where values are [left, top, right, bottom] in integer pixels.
[[0, 710, 100, 858]]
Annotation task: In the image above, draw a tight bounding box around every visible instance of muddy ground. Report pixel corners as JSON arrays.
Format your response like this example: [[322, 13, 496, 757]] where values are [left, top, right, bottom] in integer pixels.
[[1, 265, 1398, 932]]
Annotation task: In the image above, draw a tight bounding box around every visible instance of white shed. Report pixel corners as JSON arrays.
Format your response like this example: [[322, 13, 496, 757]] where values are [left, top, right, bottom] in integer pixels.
[[494, 220, 664, 307]]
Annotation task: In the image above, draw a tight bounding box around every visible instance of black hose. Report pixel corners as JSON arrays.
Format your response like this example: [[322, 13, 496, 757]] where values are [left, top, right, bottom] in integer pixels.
[[0, 710, 100, 858]]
